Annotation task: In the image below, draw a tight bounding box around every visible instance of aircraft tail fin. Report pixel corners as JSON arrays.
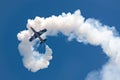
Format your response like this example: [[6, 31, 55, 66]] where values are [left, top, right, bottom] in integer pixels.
[[40, 39, 47, 44]]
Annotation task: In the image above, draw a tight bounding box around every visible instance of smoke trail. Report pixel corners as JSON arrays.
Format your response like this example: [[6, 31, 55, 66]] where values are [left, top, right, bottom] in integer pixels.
[[17, 9, 120, 79], [17, 31, 52, 72]]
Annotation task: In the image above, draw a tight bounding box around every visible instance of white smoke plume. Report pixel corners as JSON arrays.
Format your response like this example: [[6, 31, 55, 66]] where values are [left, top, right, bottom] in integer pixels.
[[17, 9, 120, 79], [17, 31, 52, 72]]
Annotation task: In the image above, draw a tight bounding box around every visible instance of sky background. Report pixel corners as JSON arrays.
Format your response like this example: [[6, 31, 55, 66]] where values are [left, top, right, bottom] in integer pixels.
[[0, 0, 120, 80]]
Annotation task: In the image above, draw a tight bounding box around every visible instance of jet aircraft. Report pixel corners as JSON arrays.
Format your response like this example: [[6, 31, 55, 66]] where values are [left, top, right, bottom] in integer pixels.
[[29, 27, 47, 44]]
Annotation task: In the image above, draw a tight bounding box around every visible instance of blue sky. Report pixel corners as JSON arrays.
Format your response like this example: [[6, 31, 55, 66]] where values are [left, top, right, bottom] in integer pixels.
[[0, 0, 120, 80]]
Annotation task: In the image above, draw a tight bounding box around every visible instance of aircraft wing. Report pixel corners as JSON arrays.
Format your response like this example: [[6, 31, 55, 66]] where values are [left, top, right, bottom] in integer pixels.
[[38, 29, 47, 35], [29, 35, 36, 41], [41, 29, 47, 33]]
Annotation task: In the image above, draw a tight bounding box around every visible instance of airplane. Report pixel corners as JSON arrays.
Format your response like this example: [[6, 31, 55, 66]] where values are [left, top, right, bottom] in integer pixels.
[[29, 27, 47, 44]]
